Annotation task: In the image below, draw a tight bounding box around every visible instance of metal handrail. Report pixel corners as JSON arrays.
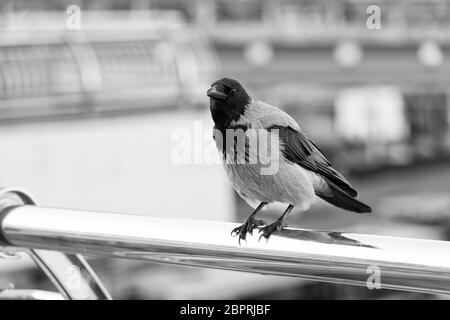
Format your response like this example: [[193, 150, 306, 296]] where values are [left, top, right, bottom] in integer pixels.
[[1, 188, 450, 297], [0, 188, 111, 300]]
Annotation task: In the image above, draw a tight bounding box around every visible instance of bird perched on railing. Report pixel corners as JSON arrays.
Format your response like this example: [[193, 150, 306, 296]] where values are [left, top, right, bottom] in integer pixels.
[[207, 77, 371, 243]]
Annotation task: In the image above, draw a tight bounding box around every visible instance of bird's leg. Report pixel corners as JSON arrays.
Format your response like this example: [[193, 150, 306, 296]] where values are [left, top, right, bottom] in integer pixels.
[[231, 202, 268, 243], [259, 204, 294, 241]]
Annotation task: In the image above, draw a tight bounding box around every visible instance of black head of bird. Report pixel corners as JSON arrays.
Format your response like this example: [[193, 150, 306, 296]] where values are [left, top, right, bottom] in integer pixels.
[[207, 77, 250, 128]]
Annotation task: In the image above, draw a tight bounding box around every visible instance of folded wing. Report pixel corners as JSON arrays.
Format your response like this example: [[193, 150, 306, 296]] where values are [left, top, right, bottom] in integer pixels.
[[268, 125, 358, 196], [260, 105, 371, 213]]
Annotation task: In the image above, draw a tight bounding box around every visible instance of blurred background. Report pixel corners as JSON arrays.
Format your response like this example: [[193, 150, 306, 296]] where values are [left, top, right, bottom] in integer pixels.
[[1, 0, 450, 299]]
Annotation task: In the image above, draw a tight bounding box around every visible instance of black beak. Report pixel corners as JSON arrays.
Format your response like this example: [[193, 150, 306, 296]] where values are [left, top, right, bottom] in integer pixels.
[[207, 84, 228, 101]]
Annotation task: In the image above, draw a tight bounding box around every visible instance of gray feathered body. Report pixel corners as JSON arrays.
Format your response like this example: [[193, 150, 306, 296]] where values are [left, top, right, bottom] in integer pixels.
[[214, 99, 371, 213], [215, 99, 319, 209]]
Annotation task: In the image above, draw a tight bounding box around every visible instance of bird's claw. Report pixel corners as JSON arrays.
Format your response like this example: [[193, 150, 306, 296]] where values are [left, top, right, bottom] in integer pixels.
[[248, 218, 265, 234], [231, 226, 248, 246], [231, 217, 266, 244], [258, 220, 286, 241], [230, 226, 241, 237]]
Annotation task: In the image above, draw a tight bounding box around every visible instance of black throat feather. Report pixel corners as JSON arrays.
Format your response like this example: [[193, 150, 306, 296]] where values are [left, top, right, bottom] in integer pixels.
[[210, 93, 250, 159], [210, 94, 249, 130]]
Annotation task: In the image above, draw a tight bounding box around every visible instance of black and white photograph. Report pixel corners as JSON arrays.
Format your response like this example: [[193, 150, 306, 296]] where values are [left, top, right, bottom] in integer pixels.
[[0, 0, 450, 305]]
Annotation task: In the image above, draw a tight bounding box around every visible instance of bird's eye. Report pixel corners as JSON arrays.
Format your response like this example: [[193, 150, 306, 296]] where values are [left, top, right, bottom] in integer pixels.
[[231, 89, 237, 94]]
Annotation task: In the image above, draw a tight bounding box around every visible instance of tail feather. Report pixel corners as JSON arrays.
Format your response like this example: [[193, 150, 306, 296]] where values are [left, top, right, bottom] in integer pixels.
[[316, 178, 372, 214], [322, 166, 358, 197]]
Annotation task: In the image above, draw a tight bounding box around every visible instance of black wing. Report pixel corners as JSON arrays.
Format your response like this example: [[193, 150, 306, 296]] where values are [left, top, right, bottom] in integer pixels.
[[268, 125, 358, 197]]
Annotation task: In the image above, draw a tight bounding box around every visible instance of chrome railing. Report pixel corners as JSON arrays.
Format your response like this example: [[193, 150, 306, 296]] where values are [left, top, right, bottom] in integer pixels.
[[1, 188, 450, 299], [0, 188, 111, 300]]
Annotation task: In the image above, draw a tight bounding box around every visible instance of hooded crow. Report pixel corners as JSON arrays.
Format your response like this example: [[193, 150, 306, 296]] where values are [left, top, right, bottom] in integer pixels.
[[207, 77, 371, 242]]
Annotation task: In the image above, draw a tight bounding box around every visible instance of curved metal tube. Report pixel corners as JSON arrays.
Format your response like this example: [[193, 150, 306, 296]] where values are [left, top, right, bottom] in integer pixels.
[[0, 188, 111, 300], [1, 201, 450, 295]]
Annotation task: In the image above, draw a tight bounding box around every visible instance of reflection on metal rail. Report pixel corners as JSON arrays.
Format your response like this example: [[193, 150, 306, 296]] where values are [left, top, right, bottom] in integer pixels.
[[1, 188, 450, 299]]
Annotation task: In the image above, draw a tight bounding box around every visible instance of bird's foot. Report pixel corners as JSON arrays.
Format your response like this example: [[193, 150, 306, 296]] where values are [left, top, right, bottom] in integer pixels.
[[231, 217, 266, 244], [258, 219, 287, 241]]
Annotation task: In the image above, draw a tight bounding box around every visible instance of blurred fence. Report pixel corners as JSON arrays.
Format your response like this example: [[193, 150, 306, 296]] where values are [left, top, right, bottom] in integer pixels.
[[0, 14, 218, 121]]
